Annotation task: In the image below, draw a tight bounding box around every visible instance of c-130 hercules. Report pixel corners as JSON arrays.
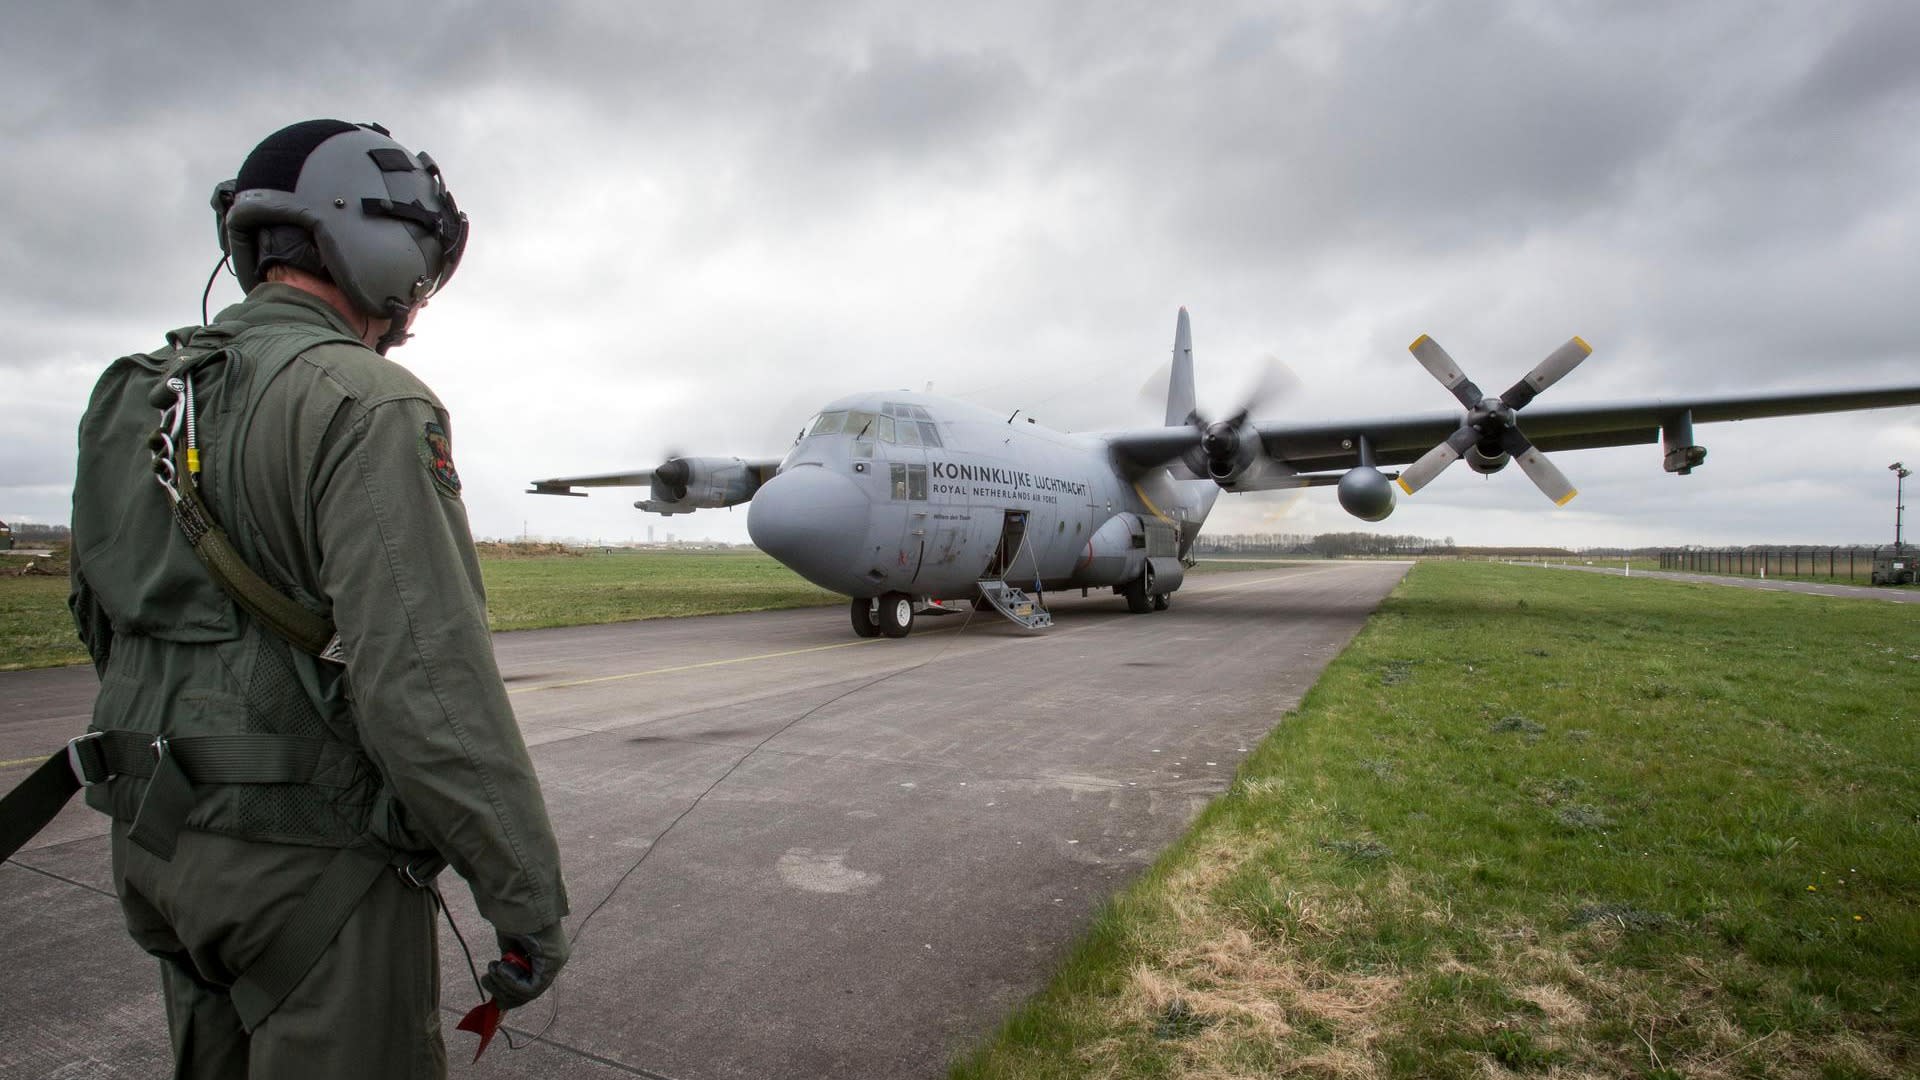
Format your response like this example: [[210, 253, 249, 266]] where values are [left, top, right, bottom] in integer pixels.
[[531, 310, 1920, 638]]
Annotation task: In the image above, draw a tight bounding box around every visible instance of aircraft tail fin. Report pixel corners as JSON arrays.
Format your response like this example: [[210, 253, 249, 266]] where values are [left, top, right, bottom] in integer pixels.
[[1165, 307, 1196, 428]]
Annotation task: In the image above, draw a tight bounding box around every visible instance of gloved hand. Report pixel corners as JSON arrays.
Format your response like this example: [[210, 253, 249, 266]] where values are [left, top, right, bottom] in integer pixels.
[[480, 922, 570, 1010]]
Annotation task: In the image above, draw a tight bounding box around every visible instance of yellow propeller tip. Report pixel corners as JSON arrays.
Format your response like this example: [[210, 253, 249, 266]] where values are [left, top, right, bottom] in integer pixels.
[[1395, 477, 1415, 495], [1555, 489, 1579, 507], [1571, 336, 1592, 355], [1409, 334, 1431, 353]]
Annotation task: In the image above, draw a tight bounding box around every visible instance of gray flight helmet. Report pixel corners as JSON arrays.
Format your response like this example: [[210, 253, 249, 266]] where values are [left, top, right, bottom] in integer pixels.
[[215, 120, 468, 351]]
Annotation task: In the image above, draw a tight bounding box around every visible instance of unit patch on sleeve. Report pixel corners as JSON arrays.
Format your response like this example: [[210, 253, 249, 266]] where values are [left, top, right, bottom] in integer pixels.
[[420, 421, 463, 498]]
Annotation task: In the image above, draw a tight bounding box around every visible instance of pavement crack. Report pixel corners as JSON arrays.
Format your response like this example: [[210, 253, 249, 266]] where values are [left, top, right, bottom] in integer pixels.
[[2, 857, 115, 900]]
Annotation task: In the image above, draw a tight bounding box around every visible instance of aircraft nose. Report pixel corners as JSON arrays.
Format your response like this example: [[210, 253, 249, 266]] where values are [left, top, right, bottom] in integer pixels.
[[748, 466, 871, 591]]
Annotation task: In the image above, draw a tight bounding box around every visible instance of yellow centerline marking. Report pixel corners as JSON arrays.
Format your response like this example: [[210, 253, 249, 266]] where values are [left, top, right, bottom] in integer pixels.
[[508, 626, 962, 694], [2, 755, 48, 770]]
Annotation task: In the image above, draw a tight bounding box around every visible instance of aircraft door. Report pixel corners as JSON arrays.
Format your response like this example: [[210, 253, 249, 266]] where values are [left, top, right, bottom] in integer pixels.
[[987, 510, 1036, 584]]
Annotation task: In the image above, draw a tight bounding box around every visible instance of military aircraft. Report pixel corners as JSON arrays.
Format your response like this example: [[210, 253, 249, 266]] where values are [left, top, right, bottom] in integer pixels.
[[530, 310, 1920, 638]]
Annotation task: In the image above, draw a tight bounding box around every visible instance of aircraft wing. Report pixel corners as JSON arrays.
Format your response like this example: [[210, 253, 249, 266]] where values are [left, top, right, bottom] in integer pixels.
[[526, 469, 662, 494], [1250, 385, 1920, 474], [528, 457, 781, 514]]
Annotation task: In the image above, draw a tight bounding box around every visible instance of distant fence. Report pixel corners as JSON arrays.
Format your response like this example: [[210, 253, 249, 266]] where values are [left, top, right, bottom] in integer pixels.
[[1658, 547, 1901, 582]]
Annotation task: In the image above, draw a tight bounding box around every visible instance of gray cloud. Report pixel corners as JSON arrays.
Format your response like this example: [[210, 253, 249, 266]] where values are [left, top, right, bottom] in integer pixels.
[[3, 1, 1915, 546]]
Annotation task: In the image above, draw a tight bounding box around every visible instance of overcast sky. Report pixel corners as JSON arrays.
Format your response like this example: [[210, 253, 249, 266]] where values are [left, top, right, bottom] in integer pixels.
[[4, 1, 1916, 549]]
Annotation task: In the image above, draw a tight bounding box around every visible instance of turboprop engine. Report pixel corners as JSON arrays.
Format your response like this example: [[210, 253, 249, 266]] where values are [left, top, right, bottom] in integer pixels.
[[1466, 444, 1511, 475], [636, 457, 768, 515]]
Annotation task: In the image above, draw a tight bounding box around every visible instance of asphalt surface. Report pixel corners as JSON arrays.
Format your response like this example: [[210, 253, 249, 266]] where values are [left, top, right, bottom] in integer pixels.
[[0, 563, 1409, 1079], [1520, 561, 1920, 603]]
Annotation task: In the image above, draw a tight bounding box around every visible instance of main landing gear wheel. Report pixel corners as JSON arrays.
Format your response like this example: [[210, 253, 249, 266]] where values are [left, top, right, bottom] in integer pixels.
[[1125, 564, 1156, 614], [1152, 592, 1170, 611], [851, 599, 881, 637], [879, 591, 915, 638]]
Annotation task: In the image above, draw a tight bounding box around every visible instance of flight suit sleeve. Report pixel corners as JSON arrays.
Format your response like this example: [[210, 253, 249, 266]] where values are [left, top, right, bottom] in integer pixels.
[[69, 561, 114, 676], [311, 396, 568, 933]]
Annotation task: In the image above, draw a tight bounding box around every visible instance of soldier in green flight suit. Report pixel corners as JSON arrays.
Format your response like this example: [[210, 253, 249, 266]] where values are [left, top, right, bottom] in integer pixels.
[[68, 120, 568, 1078]]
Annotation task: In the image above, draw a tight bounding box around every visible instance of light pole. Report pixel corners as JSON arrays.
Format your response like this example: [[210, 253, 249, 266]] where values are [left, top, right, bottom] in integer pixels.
[[1894, 462, 1911, 551]]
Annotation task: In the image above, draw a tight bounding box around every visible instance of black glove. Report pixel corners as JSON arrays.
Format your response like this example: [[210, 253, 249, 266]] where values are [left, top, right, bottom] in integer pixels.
[[480, 922, 570, 1010]]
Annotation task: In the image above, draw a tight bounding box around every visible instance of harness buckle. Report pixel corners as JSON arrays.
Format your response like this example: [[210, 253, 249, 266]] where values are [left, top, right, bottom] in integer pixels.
[[396, 853, 448, 889], [66, 731, 111, 786]]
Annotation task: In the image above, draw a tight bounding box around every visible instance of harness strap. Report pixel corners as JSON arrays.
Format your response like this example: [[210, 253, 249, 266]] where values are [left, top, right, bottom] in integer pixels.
[[170, 461, 342, 662], [0, 750, 95, 864], [0, 730, 359, 864], [229, 844, 392, 1032]]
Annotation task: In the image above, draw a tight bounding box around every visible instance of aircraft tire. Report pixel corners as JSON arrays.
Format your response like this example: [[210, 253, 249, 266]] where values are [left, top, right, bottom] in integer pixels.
[[879, 592, 915, 638], [1152, 592, 1170, 611], [851, 599, 881, 638], [1125, 565, 1155, 614]]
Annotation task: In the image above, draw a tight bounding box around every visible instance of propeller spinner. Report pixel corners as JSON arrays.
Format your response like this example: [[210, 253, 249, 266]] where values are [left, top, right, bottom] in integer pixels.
[[1395, 335, 1591, 505], [1184, 357, 1299, 487]]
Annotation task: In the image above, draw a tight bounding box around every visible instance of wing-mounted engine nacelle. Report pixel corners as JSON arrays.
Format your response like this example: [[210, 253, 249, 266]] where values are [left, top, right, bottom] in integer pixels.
[[1466, 443, 1511, 475], [635, 457, 768, 515], [1336, 465, 1397, 522], [1203, 423, 1260, 483]]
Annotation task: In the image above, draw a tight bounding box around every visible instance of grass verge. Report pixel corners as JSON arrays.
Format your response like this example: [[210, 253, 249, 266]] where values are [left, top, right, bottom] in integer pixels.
[[952, 561, 1919, 1079], [478, 548, 839, 631], [0, 548, 840, 669]]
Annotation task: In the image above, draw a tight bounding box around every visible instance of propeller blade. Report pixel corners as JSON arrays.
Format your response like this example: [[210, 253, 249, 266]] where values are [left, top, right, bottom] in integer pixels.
[[1395, 424, 1480, 495], [1409, 334, 1486, 409], [1499, 427, 1578, 506], [1502, 336, 1592, 410], [1237, 354, 1302, 421]]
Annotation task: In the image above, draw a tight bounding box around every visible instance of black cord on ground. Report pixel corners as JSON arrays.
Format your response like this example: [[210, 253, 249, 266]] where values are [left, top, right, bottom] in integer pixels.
[[503, 600, 983, 1050]]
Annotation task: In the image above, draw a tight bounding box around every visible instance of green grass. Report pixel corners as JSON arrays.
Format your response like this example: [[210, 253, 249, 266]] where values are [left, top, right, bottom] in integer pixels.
[[0, 548, 840, 669], [1190, 559, 1322, 574], [479, 548, 839, 630], [952, 561, 1920, 1079], [0, 572, 85, 671]]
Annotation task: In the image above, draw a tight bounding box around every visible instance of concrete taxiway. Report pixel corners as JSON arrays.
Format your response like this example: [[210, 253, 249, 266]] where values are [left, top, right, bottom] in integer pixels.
[[0, 562, 1408, 1079]]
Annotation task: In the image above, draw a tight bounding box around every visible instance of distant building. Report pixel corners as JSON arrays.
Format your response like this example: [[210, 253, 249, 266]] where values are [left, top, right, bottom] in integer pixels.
[[0, 520, 12, 551]]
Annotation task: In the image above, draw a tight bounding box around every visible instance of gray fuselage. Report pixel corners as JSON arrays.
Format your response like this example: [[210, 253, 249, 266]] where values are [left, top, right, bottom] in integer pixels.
[[747, 392, 1218, 602]]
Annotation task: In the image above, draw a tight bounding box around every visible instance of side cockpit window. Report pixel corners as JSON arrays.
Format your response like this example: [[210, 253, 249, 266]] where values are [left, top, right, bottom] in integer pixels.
[[809, 411, 848, 436], [888, 462, 929, 501]]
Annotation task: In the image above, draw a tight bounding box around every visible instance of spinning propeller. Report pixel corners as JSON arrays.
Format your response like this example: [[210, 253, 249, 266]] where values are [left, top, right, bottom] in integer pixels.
[[1395, 335, 1592, 505], [1182, 357, 1299, 488]]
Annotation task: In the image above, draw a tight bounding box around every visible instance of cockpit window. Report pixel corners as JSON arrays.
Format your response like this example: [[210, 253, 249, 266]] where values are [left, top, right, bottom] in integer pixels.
[[916, 421, 942, 448], [895, 420, 922, 446], [846, 410, 879, 438], [809, 411, 848, 436], [875, 415, 895, 442]]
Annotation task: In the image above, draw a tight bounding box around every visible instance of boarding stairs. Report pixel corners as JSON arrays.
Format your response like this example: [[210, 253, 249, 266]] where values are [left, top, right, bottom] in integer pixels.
[[976, 579, 1052, 631]]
